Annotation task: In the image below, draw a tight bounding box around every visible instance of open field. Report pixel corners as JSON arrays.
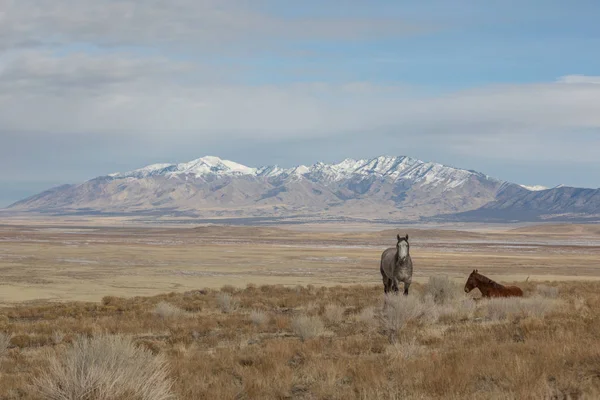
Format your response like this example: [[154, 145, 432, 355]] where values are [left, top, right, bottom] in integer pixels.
[[1, 280, 599, 399], [2, 222, 600, 304], [2, 221, 600, 398]]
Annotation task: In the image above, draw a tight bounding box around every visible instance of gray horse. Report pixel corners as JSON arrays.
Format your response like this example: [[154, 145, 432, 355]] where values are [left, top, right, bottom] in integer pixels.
[[380, 234, 413, 295]]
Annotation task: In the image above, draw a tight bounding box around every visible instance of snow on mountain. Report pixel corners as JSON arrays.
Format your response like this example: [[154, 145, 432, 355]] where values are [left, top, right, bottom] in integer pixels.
[[519, 184, 548, 191], [110, 156, 257, 179], [107, 155, 483, 190], [10, 154, 526, 221]]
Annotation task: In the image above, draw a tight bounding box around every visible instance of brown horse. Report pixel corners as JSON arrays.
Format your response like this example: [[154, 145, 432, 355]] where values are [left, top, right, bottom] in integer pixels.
[[464, 270, 523, 298]]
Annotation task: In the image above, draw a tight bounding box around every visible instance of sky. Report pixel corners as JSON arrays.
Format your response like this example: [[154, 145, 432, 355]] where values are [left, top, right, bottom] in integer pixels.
[[1, 0, 600, 207]]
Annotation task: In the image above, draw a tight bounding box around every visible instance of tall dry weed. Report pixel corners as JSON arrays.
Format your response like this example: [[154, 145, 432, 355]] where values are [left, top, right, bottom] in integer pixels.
[[422, 275, 462, 305], [217, 292, 239, 313], [484, 296, 560, 321], [153, 301, 187, 319], [0, 332, 12, 357], [382, 295, 435, 338], [249, 309, 269, 326], [32, 334, 174, 400], [291, 315, 324, 341], [536, 284, 559, 299], [323, 304, 345, 324]]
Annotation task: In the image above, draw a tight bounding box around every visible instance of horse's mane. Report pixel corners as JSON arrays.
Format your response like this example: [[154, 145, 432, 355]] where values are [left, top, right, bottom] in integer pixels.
[[474, 272, 505, 289]]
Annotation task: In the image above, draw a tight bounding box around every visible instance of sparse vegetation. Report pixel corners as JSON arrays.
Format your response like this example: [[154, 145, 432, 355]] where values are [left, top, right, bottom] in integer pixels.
[[216, 292, 239, 313], [0, 281, 599, 399], [249, 309, 269, 326], [32, 334, 174, 400], [153, 301, 188, 319], [323, 303, 345, 324], [422, 275, 461, 305], [291, 315, 325, 341], [0, 333, 12, 358], [382, 294, 435, 339], [484, 295, 561, 320], [536, 283, 560, 298]]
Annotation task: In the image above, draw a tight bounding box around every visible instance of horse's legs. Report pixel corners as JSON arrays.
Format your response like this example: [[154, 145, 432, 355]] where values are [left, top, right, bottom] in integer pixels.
[[382, 277, 391, 294], [392, 278, 399, 294], [403, 281, 411, 296]]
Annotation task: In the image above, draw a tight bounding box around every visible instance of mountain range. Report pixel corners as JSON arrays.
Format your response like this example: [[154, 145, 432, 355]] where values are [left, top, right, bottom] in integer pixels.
[[7, 155, 600, 223]]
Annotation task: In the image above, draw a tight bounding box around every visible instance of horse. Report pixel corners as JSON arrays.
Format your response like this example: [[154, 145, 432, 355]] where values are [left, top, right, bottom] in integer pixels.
[[464, 269, 523, 298], [380, 234, 413, 295]]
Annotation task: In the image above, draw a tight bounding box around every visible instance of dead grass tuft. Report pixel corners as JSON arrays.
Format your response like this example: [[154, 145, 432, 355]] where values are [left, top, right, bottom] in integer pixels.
[[323, 304, 345, 324], [32, 334, 174, 400], [217, 292, 239, 313], [484, 296, 560, 321], [382, 295, 435, 340], [422, 275, 462, 305], [153, 301, 188, 319], [0, 332, 12, 357], [291, 315, 325, 341], [249, 309, 269, 326], [536, 284, 560, 298]]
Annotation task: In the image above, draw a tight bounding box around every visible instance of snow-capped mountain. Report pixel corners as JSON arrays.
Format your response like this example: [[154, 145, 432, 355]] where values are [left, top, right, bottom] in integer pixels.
[[108, 155, 492, 187], [9, 155, 596, 222]]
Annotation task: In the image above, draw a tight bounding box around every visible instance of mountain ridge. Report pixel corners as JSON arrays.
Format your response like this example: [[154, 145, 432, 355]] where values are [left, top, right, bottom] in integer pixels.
[[7, 155, 599, 223]]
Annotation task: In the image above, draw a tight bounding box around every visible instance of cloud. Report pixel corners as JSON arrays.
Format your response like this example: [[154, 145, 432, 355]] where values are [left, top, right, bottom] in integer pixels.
[[0, 1, 599, 196], [0, 0, 428, 52], [1, 50, 599, 148], [558, 75, 600, 84]]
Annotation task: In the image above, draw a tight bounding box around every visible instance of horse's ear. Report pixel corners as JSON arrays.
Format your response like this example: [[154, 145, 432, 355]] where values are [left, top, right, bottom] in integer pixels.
[[397, 234, 401, 241], [405, 234, 409, 241]]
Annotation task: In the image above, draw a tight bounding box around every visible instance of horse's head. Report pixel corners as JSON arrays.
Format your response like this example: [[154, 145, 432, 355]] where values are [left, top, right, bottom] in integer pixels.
[[464, 269, 479, 293], [396, 234, 410, 260]]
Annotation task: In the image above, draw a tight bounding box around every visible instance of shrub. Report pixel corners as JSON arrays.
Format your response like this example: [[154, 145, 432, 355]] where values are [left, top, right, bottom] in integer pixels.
[[217, 293, 239, 313], [32, 334, 174, 400], [484, 296, 559, 321], [153, 301, 187, 319], [52, 331, 65, 345], [386, 337, 422, 360], [0, 333, 12, 357], [358, 307, 377, 326], [433, 298, 477, 322], [324, 304, 345, 324], [423, 275, 461, 305], [382, 295, 435, 337], [536, 284, 559, 299], [249, 309, 269, 326], [291, 315, 324, 341]]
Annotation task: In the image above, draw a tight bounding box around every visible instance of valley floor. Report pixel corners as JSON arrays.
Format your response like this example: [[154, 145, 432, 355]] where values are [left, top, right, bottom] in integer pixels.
[[1, 221, 600, 398], [1, 221, 600, 304]]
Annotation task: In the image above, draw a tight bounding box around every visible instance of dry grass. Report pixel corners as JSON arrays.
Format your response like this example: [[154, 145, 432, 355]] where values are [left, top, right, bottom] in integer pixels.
[[291, 315, 325, 341], [536, 284, 560, 298], [0, 332, 12, 358], [216, 292, 239, 314], [323, 304, 345, 324], [153, 301, 188, 319], [484, 295, 561, 321], [32, 334, 174, 400], [249, 309, 269, 326], [422, 275, 462, 305], [1, 281, 600, 399]]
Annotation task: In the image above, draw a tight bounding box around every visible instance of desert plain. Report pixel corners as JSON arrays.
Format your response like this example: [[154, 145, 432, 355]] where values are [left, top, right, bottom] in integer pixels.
[[1, 219, 600, 304], [1, 218, 600, 399]]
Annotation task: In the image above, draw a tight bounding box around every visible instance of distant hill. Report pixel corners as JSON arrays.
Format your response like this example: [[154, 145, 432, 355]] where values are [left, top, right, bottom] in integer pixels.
[[7, 155, 599, 223]]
